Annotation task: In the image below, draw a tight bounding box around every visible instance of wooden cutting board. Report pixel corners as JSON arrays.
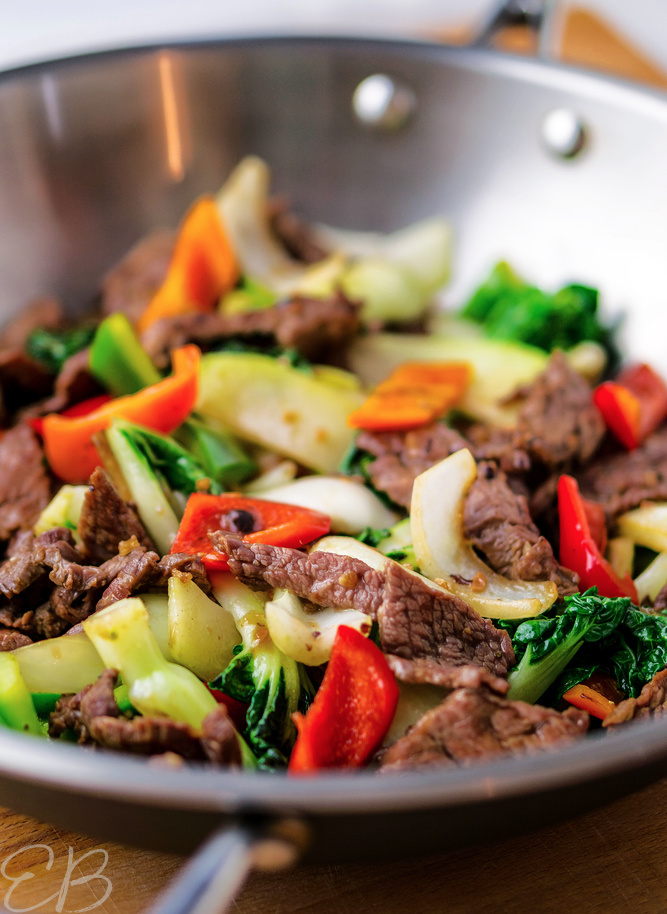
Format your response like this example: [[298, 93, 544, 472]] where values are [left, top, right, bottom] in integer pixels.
[[2, 8, 667, 913]]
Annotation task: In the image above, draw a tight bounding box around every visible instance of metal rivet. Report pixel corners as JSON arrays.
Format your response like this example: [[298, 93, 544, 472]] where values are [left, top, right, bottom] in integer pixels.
[[352, 74, 416, 132], [541, 107, 586, 158]]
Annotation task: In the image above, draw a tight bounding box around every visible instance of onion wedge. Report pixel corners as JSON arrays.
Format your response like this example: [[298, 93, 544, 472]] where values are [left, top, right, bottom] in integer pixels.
[[265, 590, 371, 666], [410, 449, 557, 619]]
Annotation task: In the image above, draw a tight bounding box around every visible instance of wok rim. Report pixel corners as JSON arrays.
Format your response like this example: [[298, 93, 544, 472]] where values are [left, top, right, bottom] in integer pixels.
[[0, 33, 666, 821], [0, 713, 665, 815]]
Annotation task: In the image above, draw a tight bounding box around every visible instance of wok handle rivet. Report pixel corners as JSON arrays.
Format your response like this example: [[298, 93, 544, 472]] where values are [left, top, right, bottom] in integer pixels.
[[352, 74, 416, 132], [541, 107, 586, 158]]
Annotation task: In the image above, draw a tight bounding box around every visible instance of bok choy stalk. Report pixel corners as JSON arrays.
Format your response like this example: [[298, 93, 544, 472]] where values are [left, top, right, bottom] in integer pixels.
[[505, 588, 667, 704], [167, 574, 241, 682], [175, 417, 257, 488], [358, 518, 417, 566], [197, 351, 364, 473], [83, 596, 256, 767], [105, 419, 221, 554], [14, 633, 105, 695], [26, 325, 96, 374], [33, 485, 88, 536], [0, 653, 42, 736], [211, 574, 312, 768]]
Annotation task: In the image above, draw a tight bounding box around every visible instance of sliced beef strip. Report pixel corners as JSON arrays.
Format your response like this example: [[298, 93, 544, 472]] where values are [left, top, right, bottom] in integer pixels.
[[0, 350, 54, 418], [21, 348, 104, 421], [0, 629, 32, 650], [356, 424, 576, 595], [653, 583, 667, 613], [356, 422, 469, 511], [140, 291, 361, 370], [199, 707, 244, 767], [214, 534, 385, 617], [380, 688, 588, 772], [577, 428, 667, 523], [219, 535, 514, 691], [90, 715, 210, 759], [0, 528, 208, 637], [268, 199, 328, 264], [463, 462, 579, 596], [93, 548, 167, 609], [153, 553, 211, 593], [603, 667, 667, 728], [378, 562, 514, 693], [100, 229, 175, 325], [0, 528, 80, 598], [51, 668, 242, 766], [78, 467, 155, 563], [49, 691, 89, 743], [0, 424, 52, 541], [80, 668, 123, 722], [512, 350, 605, 470]]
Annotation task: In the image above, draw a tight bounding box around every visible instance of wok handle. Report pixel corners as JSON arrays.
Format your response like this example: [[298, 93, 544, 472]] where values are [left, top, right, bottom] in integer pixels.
[[471, 0, 560, 58], [144, 820, 306, 914]]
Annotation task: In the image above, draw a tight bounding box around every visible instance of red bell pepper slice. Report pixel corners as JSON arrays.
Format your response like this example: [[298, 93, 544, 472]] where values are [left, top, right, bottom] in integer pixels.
[[29, 394, 113, 437], [558, 474, 637, 603], [594, 363, 667, 450], [562, 673, 623, 721], [42, 345, 200, 483], [205, 685, 248, 732], [583, 498, 607, 555], [137, 196, 239, 334], [170, 492, 331, 571], [289, 625, 399, 774]]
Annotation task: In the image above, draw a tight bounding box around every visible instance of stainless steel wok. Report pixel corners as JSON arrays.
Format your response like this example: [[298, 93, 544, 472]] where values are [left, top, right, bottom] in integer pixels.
[[1, 3, 667, 911]]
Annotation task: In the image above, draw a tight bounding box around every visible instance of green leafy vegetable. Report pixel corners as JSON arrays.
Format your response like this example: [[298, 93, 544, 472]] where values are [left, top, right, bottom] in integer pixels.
[[211, 575, 313, 768], [461, 261, 618, 363], [506, 589, 667, 704], [358, 518, 416, 565], [105, 419, 220, 554], [26, 325, 96, 374], [210, 336, 313, 372], [175, 418, 257, 488], [115, 421, 222, 498]]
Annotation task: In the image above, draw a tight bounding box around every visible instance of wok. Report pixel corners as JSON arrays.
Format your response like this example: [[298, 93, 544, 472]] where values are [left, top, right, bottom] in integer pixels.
[[1, 2, 667, 910]]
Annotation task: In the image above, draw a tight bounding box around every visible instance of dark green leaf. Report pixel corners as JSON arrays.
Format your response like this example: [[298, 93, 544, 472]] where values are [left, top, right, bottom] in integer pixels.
[[26, 325, 96, 374]]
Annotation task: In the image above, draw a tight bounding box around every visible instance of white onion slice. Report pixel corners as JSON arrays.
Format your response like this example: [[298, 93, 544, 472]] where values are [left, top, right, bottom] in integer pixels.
[[410, 449, 557, 619], [265, 590, 371, 666]]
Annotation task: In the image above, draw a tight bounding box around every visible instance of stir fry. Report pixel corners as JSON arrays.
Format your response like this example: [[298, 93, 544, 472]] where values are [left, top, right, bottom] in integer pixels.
[[1, 155, 667, 774]]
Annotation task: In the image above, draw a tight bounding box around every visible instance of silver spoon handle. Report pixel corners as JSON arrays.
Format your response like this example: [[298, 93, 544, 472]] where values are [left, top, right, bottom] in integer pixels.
[[144, 818, 307, 914]]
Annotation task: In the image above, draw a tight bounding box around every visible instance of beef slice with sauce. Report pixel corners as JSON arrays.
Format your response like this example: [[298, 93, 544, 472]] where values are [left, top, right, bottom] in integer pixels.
[[577, 427, 667, 523], [140, 291, 361, 370], [0, 425, 52, 542], [100, 229, 175, 325], [377, 561, 514, 693], [78, 467, 155, 564], [217, 535, 515, 691], [50, 668, 242, 766], [380, 688, 588, 772]]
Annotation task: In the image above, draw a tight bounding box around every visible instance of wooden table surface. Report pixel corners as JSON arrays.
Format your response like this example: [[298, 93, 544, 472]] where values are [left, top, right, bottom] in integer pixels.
[[3, 7, 667, 914]]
